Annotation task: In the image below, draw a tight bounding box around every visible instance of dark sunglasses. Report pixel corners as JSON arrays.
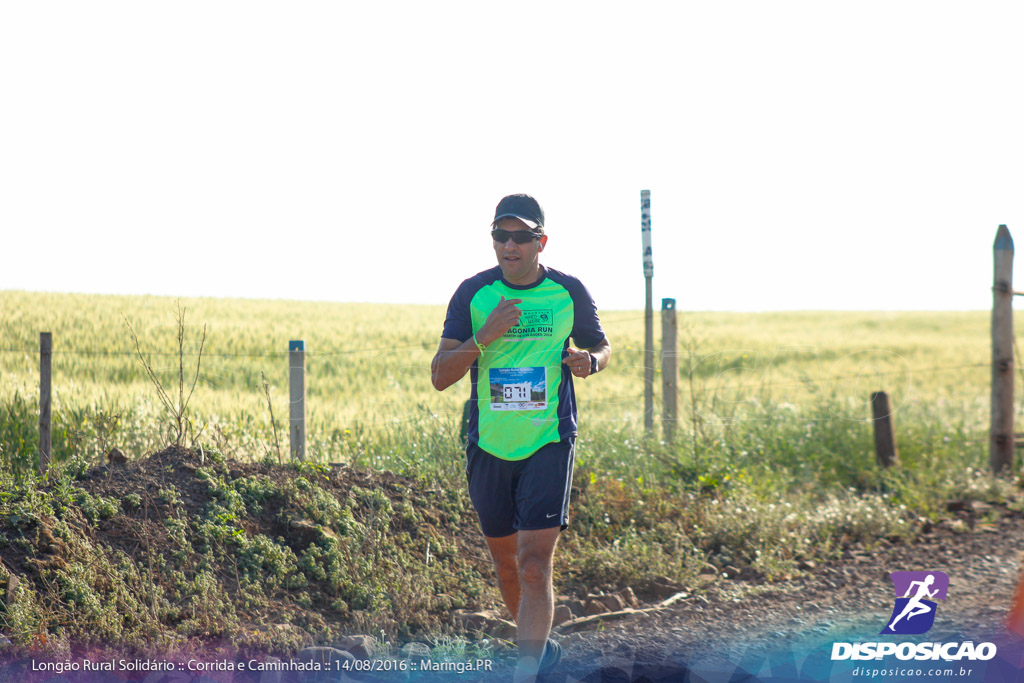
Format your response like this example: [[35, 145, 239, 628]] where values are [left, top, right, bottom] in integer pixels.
[[491, 228, 541, 244]]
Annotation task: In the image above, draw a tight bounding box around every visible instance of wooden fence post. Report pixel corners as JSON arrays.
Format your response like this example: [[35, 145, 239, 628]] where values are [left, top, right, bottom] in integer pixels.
[[39, 332, 52, 475], [871, 391, 898, 468], [661, 299, 678, 444], [992, 224, 1014, 474], [289, 340, 306, 461], [641, 190, 654, 434]]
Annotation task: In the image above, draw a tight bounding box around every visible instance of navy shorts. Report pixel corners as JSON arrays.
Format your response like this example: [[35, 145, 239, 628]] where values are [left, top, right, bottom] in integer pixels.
[[465, 438, 576, 538]]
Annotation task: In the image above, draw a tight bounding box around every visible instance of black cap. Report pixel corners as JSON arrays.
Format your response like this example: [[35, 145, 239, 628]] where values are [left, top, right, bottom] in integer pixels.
[[492, 194, 544, 231]]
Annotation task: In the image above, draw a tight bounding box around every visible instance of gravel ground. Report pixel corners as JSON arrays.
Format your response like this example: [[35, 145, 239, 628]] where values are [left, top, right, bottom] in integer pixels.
[[538, 504, 1024, 681]]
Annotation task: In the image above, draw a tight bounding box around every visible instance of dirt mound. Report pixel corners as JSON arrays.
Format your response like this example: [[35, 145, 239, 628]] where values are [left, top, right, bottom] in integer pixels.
[[0, 446, 498, 657]]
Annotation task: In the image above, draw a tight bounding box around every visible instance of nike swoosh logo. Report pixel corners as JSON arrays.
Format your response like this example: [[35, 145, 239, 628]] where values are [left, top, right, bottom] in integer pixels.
[[546, 513, 558, 518]]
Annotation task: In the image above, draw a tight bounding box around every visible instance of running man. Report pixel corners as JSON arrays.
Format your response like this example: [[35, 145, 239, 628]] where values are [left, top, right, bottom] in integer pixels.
[[888, 573, 939, 631], [431, 194, 611, 680]]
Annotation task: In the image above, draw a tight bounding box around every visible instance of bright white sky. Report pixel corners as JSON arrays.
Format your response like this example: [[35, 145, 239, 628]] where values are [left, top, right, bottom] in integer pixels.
[[2, 2, 1022, 312]]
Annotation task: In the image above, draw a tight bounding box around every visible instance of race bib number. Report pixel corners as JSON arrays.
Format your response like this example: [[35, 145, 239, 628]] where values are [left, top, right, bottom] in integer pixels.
[[488, 367, 547, 411]]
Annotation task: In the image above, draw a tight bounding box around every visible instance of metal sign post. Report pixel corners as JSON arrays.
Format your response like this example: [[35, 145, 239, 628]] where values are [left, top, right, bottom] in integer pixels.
[[641, 190, 654, 434], [289, 340, 306, 460]]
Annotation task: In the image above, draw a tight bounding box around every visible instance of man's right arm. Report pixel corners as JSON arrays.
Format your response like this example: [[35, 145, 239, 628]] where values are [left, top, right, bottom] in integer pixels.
[[431, 337, 481, 391]]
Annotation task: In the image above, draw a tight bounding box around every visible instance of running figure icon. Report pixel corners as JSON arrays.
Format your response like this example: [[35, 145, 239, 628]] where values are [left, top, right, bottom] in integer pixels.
[[881, 570, 948, 635], [888, 574, 939, 631]]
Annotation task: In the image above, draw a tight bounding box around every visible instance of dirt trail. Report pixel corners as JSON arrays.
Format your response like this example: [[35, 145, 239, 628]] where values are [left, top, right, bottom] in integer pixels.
[[543, 506, 1024, 681]]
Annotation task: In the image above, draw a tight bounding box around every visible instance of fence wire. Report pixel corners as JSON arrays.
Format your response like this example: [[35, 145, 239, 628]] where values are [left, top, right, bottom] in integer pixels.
[[0, 345, 992, 397], [0, 344, 432, 359]]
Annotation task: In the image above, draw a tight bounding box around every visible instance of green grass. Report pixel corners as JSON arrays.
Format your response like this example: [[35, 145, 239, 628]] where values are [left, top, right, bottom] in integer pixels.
[[0, 292, 999, 461], [0, 291, 1011, 504], [2, 291, 1014, 502]]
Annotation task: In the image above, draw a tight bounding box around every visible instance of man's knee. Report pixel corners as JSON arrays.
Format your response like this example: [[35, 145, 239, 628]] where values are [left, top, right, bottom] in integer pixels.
[[518, 554, 552, 588]]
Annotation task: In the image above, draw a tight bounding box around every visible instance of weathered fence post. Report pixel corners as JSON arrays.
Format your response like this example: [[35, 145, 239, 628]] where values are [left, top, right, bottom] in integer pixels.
[[661, 299, 678, 444], [289, 340, 306, 461], [992, 225, 1014, 474], [641, 189, 654, 434], [871, 391, 898, 468], [39, 332, 52, 474]]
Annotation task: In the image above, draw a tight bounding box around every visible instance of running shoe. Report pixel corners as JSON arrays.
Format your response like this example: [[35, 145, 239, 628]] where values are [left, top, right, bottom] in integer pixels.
[[538, 637, 562, 674]]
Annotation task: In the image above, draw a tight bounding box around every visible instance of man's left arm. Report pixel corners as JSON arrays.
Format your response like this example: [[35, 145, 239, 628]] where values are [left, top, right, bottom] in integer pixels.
[[563, 337, 611, 379]]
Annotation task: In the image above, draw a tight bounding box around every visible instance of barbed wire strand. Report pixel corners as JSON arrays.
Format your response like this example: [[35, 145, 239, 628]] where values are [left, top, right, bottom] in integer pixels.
[[0, 345, 990, 397], [0, 345, 433, 358]]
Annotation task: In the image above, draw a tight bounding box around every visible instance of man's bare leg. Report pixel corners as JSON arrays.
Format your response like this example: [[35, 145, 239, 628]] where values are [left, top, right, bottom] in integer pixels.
[[484, 533, 520, 621], [513, 527, 560, 681]]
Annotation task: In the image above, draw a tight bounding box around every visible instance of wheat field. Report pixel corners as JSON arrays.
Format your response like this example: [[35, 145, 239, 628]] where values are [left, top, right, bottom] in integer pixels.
[[0, 290, 1007, 483]]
